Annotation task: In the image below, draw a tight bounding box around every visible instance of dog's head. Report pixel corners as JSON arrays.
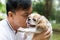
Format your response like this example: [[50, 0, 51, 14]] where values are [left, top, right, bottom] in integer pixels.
[[26, 13, 50, 32], [26, 13, 42, 28]]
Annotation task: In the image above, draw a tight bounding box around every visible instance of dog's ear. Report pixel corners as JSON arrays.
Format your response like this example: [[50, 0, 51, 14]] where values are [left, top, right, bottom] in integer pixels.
[[37, 16, 43, 24], [37, 16, 48, 24]]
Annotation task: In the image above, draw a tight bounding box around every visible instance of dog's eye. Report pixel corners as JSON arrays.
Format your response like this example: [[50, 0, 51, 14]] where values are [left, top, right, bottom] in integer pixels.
[[33, 19, 36, 21]]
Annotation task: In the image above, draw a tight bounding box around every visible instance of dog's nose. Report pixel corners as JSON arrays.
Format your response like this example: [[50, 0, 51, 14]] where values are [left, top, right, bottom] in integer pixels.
[[28, 18, 31, 21]]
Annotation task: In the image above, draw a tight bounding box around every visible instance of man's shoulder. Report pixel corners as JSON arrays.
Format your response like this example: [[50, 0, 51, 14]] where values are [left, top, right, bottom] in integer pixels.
[[0, 19, 16, 40], [0, 19, 10, 34], [0, 19, 8, 32], [0, 19, 7, 27], [0, 19, 10, 40]]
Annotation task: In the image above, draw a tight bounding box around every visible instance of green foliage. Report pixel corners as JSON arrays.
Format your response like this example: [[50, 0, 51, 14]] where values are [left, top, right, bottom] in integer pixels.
[[52, 32, 60, 40], [33, 0, 55, 19], [33, 2, 45, 15], [52, 23, 60, 40], [0, 2, 6, 13], [32, 0, 60, 21], [56, 11, 60, 23], [52, 23, 60, 30], [0, 16, 4, 20], [49, 7, 56, 20]]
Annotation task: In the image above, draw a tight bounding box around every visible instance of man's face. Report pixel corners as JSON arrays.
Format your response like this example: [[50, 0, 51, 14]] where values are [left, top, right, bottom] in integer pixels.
[[12, 7, 32, 29]]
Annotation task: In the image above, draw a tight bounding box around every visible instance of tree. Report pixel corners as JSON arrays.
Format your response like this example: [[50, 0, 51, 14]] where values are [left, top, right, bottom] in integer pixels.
[[33, 2, 45, 15], [44, 0, 53, 19], [33, 0, 53, 20]]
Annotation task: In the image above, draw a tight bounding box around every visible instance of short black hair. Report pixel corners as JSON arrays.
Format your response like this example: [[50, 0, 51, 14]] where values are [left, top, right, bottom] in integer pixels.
[[6, 0, 32, 15]]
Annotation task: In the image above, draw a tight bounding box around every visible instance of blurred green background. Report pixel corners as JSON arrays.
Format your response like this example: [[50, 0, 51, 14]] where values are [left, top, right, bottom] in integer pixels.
[[0, 0, 60, 40]]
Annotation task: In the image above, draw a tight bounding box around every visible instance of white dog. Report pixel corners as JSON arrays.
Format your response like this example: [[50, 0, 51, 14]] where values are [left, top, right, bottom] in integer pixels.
[[17, 13, 52, 40]]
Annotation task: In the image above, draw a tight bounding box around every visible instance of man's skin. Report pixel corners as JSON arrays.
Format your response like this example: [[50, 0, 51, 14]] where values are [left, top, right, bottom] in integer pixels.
[[32, 29, 51, 40], [7, 5, 51, 40]]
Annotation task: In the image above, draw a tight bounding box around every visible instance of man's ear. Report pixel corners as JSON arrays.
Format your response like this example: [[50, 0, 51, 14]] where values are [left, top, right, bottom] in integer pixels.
[[8, 11, 14, 19]]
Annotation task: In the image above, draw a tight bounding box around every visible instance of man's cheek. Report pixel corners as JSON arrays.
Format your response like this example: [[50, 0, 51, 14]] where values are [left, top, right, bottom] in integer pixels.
[[13, 19, 20, 26]]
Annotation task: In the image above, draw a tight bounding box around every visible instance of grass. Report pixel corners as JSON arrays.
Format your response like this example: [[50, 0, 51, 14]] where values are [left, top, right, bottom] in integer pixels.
[[52, 31, 60, 40], [52, 23, 60, 40], [52, 23, 60, 30]]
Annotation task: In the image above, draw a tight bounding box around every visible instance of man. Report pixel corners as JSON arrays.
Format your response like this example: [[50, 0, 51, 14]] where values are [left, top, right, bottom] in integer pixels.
[[0, 0, 52, 40]]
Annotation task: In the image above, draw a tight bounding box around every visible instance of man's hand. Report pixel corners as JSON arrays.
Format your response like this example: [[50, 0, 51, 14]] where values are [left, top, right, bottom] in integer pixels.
[[32, 28, 52, 40]]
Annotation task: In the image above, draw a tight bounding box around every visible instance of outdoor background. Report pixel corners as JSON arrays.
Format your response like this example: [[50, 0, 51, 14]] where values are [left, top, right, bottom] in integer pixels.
[[0, 0, 60, 40]]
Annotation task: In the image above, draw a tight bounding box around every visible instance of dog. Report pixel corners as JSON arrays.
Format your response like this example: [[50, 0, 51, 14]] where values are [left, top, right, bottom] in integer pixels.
[[26, 13, 52, 40], [17, 13, 52, 40], [27, 13, 52, 33]]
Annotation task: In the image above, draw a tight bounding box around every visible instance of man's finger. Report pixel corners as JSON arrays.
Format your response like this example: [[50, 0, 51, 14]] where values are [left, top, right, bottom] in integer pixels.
[[44, 27, 51, 35], [44, 31, 52, 39]]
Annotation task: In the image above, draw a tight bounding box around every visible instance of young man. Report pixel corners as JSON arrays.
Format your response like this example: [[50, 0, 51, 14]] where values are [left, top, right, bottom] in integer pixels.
[[0, 0, 52, 40]]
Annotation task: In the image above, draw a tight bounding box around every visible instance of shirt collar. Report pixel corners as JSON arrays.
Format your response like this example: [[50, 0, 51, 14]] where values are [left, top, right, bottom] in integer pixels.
[[5, 19, 16, 34]]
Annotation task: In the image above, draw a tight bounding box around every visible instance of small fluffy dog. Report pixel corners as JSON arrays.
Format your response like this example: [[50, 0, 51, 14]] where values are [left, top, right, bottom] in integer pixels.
[[26, 13, 52, 40], [17, 13, 52, 40], [27, 13, 52, 33]]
